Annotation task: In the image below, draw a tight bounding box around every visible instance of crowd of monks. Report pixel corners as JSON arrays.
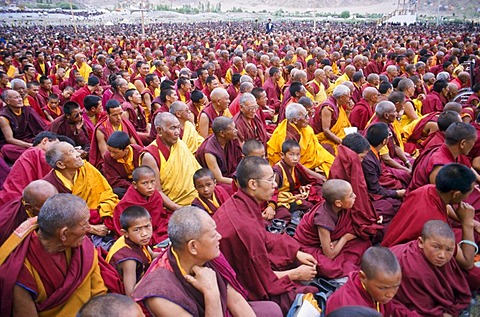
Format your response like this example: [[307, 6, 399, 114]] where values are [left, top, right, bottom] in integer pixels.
[[1, 19, 480, 316]]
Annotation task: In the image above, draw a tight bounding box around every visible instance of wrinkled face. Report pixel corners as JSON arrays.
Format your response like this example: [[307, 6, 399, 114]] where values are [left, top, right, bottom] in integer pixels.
[[133, 174, 156, 198], [194, 176, 216, 200], [6, 90, 24, 108], [360, 271, 402, 305], [222, 123, 238, 141], [58, 142, 84, 170], [194, 214, 222, 262], [108, 106, 124, 126], [252, 164, 278, 202], [158, 117, 181, 147], [63, 207, 90, 248], [131, 90, 143, 105], [42, 79, 52, 91], [240, 98, 259, 120], [175, 104, 191, 121], [124, 217, 153, 246], [418, 235, 455, 268], [214, 92, 230, 110]]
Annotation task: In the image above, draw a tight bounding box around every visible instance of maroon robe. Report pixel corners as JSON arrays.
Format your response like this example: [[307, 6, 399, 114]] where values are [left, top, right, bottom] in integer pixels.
[[329, 145, 383, 240], [49, 114, 91, 150], [228, 93, 242, 116], [310, 96, 339, 135], [391, 241, 471, 316], [0, 198, 28, 245], [113, 185, 171, 246], [467, 122, 480, 161], [191, 185, 230, 215], [349, 98, 374, 131], [294, 201, 371, 279], [404, 112, 439, 152], [262, 77, 281, 111], [213, 189, 317, 314], [0, 147, 52, 204], [103, 144, 143, 191], [233, 112, 268, 146], [108, 237, 151, 282], [70, 85, 92, 109], [421, 91, 447, 115], [419, 130, 445, 153]]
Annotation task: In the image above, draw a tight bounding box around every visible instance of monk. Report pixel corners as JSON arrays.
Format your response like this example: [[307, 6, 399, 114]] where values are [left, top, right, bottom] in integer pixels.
[[103, 131, 144, 198], [263, 66, 282, 111], [0, 193, 107, 316], [311, 84, 352, 155], [0, 131, 58, 204], [213, 156, 318, 314], [382, 163, 477, 247], [268, 103, 334, 176], [169, 101, 204, 154], [0, 180, 58, 246], [70, 76, 101, 109], [198, 87, 232, 139], [421, 79, 449, 115], [196, 116, 243, 194], [89, 99, 142, 169], [0, 90, 48, 162], [295, 179, 371, 279], [133, 206, 282, 317], [349, 87, 378, 132], [233, 92, 268, 146], [191, 168, 230, 215], [123, 89, 150, 145], [77, 294, 145, 317], [43, 141, 119, 234], [113, 166, 171, 246], [140, 112, 200, 208], [391, 220, 473, 316]]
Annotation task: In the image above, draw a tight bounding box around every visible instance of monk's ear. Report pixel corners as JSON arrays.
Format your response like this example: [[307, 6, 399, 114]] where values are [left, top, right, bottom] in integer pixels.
[[121, 229, 128, 238], [187, 240, 198, 256], [55, 160, 66, 170], [334, 199, 342, 209], [358, 270, 367, 284], [132, 181, 138, 189], [451, 190, 462, 201], [248, 178, 258, 191], [417, 237, 425, 249], [59, 227, 68, 242]]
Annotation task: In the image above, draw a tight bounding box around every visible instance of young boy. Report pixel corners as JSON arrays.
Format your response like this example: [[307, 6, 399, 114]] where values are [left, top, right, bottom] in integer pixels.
[[43, 94, 63, 122], [325, 246, 402, 316], [295, 179, 371, 278], [191, 168, 230, 215], [242, 139, 266, 158], [107, 205, 157, 296], [113, 166, 171, 246], [391, 220, 472, 316], [272, 139, 324, 221]]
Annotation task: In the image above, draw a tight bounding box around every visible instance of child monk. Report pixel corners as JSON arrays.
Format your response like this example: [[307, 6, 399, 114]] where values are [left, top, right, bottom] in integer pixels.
[[391, 220, 472, 316], [107, 206, 158, 296], [272, 139, 324, 221], [325, 246, 403, 316], [295, 179, 371, 278], [113, 166, 172, 246], [191, 168, 230, 215]]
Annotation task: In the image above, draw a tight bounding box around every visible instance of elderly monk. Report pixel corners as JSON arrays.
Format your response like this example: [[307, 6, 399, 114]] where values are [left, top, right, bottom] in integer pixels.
[[382, 163, 477, 247], [391, 220, 473, 316], [43, 141, 119, 234], [68, 53, 92, 85], [198, 87, 232, 139], [213, 157, 319, 315], [196, 116, 243, 195], [268, 103, 334, 176], [233, 92, 268, 146], [78, 294, 145, 317], [0, 131, 58, 204], [169, 101, 204, 154], [0, 180, 58, 246], [0, 90, 48, 162], [89, 99, 142, 169], [141, 112, 201, 208], [349, 87, 379, 132], [306, 69, 328, 104], [133, 206, 282, 317], [311, 84, 353, 155], [0, 194, 107, 316]]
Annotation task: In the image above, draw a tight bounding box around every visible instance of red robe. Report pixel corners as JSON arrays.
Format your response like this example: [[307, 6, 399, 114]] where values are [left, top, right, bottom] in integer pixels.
[[228, 93, 242, 116], [191, 186, 230, 215], [421, 91, 446, 115], [0, 198, 28, 245], [113, 185, 171, 246], [391, 241, 471, 316], [103, 144, 143, 191], [262, 77, 281, 111], [233, 112, 268, 146], [213, 189, 317, 314], [349, 98, 374, 132], [49, 114, 91, 150], [404, 112, 439, 152], [70, 85, 92, 109], [419, 130, 445, 153]]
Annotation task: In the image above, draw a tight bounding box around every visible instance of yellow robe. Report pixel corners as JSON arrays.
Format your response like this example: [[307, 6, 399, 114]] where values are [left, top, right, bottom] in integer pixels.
[[182, 120, 204, 154], [315, 105, 351, 155], [267, 120, 334, 176], [74, 62, 93, 82]]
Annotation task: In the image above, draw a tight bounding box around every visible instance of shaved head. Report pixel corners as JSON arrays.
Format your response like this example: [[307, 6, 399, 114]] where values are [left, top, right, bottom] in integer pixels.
[[361, 246, 401, 279], [23, 180, 59, 216], [421, 220, 455, 241], [322, 179, 352, 204]]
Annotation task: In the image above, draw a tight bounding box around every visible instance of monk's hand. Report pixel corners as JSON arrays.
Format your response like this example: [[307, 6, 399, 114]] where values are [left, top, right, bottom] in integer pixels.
[[292, 264, 317, 281], [343, 233, 356, 242], [75, 116, 84, 131], [474, 220, 480, 234], [262, 206, 275, 220], [88, 224, 109, 237], [396, 189, 406, 198], [455, 202, 475, 224], [184, 265, 220, 296], [296, 251, 317, 267]]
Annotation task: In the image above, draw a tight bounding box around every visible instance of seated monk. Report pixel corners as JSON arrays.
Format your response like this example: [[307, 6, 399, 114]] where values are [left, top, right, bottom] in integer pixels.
[[191, 168, 230, 215], [198, 87, 232, 139], [421, 79, 449, 115], [382, 163, 477, 247], [103, 131, 144, 198], [49, 101, 91, 158], [233, 92, 268, 146], [0, 180, 57, 246], [213, 157, 319, 315], [0, 131, 58, 204], [77, 294, 144, 317], [0, 90, 48, 163], [267, 103, 334, 176], [349, 87, 379, 132], [196, 116, 243, 195], [123, 88, 150, 146], [391, 220, 473, 316], [169, 101, 204, 154], [43, 141, 119, 235], [294, 179, 371, 279], [325, 247, 404, 316], [310, 84, 353, 155], [0, 194, 107, 316], [141, 112, 201, 208], [132, 206, 282, 317], [89, 99, 142, 170], [113, 166, 171, 246]]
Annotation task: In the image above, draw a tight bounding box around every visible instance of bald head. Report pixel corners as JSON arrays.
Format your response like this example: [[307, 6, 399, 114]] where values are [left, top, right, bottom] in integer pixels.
[[361, 246, 401, 279], [23, 180, 58, 216], [210, 87, 228, 102], [443, 102, 462, 113], [421, 220, 455, 242], [322, 179, 352, 205]]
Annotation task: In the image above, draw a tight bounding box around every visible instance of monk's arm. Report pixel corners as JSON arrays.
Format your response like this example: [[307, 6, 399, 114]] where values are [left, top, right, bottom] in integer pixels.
[[393, 145, 411, 169], [141, 152, 180, 211], [43, 110, 54, 122], [226, 284, 255, 317], [428, 165, 442, 185], [118, 260, 138, 297], [0, 117, 32, 148], [145, 297, 193, 317], [122, 110, 130, 120], [318, 226, 345, 259], [198, 113, 209, 139], [380, 153, 410, 173], [129, 136, 138, 145], [404, 101, 418, 120], [12, 285, 38, 317], [321, 107, 342, 144], [455, 202, 476, 270], [303, 166, 326, 181], [134, 80, 145, 94], [96, 129, 108, 158], [205, 153, 232, 185], [143, 93, 152, 115], [472, 157, 480, 174], [273, 264, 317, 282], [471, 167, 480, 183], [185, 265, 223, 317], [423, 121, 438, 135]]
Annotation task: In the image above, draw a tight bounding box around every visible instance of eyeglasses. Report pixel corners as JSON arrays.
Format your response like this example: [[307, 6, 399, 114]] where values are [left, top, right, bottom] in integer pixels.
[[255, 177, 276, 186], [243, 105, 259, 112]]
